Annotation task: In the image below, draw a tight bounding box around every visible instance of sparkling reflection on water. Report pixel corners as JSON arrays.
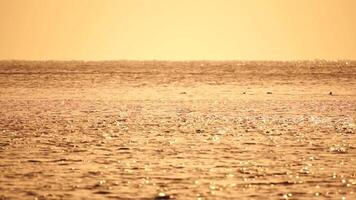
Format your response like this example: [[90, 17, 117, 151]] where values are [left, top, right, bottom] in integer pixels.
[[0, 61, 355, 199], [0, 100, 355, 199]]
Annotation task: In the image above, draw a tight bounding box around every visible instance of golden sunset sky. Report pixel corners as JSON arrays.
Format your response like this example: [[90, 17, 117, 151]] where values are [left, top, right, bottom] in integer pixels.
[[0, 0, 355, 60]]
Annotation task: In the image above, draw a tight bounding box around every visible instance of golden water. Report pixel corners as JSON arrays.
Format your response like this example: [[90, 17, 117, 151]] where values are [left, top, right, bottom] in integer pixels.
[[0, 61, 355, 199]]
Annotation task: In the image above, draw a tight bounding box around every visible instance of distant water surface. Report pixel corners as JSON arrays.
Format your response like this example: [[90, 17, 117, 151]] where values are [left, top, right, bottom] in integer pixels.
[[0, 61, 355, 199]]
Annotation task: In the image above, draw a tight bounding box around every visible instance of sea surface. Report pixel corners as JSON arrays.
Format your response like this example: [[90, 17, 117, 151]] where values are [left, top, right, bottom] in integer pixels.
[[0, 61, 355, 199]]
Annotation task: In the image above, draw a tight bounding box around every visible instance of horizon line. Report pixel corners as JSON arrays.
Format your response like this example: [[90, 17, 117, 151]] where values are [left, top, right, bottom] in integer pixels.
[[1, 59, 355, 62]]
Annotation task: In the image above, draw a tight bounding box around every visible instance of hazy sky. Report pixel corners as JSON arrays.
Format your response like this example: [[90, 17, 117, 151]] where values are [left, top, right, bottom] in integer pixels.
[[0, 0, 356, 60]]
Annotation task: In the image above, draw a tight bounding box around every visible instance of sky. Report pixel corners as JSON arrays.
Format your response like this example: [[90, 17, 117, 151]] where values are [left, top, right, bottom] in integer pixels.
[[0, 0, 356, 60]]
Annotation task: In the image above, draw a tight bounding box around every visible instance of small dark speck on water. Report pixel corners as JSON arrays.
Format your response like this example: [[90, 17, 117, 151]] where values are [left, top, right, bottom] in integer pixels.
[[267, 91, 273, 94], [195, 129, 204, 133]]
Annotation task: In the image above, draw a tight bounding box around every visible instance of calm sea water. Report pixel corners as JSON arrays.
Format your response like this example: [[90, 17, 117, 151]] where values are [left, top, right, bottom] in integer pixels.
[[0, 61, 355, 199]]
